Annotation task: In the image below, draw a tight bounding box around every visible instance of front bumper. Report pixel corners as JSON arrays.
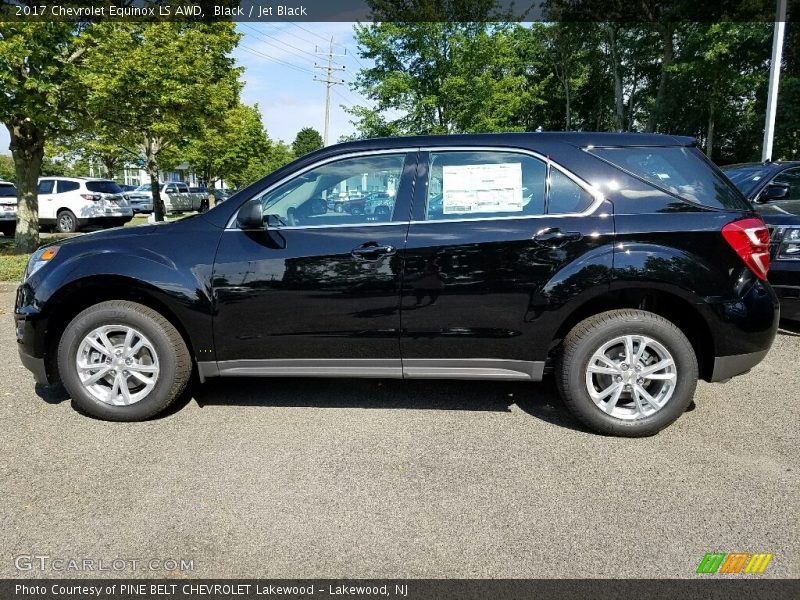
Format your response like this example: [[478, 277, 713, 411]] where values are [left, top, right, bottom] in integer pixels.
[[769, 259, 800, 322], [18, 347, 48, 384]]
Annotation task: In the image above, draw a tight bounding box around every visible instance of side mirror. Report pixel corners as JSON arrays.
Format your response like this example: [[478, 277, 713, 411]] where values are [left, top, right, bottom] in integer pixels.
[[236, 198, 264, 230], [757, 183, 790, 203]]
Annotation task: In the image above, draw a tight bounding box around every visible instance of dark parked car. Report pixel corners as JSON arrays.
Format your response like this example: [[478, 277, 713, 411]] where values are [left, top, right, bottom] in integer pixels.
[[721, 161, 800, 321], [15, 133, 778, 436]]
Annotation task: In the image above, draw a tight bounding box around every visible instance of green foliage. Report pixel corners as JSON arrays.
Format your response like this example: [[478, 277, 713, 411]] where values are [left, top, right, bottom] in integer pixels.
[[185, 102, 269, 187], [0, 155, 13, 181], [79, 21, 241, 219], [349, 19, 783, 164], [0, 20, 89, 251], [292, 127, 324, 156]]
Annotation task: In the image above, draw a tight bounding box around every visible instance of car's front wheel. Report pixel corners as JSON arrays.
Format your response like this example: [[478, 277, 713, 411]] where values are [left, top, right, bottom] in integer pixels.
[[557, 309, 698, 437], [57, 300, 191, 421]]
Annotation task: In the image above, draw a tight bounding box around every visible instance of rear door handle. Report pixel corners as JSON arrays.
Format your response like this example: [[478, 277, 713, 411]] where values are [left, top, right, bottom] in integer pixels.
[[533, 228, 582, 247], [351, 242, 396, 260]]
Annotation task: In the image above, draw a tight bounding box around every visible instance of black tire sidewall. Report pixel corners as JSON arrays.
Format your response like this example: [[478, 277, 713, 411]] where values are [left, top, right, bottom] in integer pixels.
[[57, 210, 77, 233], [58, 303, 183, 421], [560, 313, 698, 436]]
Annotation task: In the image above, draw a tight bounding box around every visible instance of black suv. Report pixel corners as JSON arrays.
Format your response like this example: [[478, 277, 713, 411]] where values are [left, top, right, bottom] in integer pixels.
[[15, 133, 779, 436]]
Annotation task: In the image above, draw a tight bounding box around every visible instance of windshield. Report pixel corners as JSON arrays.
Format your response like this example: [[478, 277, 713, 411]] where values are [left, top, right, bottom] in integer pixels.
[[0, 184, 16, 198], [721, 166, 769, 197], [134, 184, 152, 192], [86, 180, 123, 194]]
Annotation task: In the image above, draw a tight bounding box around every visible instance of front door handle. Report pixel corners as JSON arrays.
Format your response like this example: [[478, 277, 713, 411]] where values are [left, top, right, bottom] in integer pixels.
[[351, 242, 396, 260], [533, 228, 582, 248]]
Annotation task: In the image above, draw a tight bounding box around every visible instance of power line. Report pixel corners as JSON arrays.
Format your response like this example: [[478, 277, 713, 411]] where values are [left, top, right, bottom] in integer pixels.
[[240, 23, 319, 61], [240, 31, 316, 67], [238, 44, 317, 76], [291, 22, 332, 44]]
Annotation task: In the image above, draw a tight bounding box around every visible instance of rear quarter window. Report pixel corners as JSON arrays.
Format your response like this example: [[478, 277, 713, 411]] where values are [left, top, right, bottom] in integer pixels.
[[589, 146, 751, 210], [85, 180, 123, 194]]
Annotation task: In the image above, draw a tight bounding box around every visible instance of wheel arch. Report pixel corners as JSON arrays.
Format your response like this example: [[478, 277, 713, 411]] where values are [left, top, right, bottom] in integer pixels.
[[550, 286, 716, 381], [41, 275, 198, 383]]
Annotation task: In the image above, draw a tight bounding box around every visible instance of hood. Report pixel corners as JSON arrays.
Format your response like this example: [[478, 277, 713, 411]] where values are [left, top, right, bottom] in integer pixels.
[[48, 223, 159, 249]]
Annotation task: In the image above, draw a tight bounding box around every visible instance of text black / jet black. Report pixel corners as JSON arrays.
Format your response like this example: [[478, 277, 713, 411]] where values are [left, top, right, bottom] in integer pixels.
[[15, 133, 779, 436]]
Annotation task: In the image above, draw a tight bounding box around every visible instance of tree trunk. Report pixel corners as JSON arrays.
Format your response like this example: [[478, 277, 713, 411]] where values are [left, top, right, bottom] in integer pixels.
[[204, 167, 215, 210], [564, 81, 571, 131], [646, 24, 674, 133], [706, 101, 715, 159], [102, 156, 117, 181], [7, 121, 44, 254], [145, 137, 164, 222], [607, 26, 624, 131]]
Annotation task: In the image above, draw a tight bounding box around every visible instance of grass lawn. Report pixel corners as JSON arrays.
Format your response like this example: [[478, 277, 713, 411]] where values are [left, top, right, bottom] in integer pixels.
[[125, 215, 151, 227], [0, 238, 29, 282]]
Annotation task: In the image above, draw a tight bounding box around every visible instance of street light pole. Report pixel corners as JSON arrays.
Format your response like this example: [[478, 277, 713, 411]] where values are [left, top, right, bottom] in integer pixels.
[[761, 0, 787, 162]]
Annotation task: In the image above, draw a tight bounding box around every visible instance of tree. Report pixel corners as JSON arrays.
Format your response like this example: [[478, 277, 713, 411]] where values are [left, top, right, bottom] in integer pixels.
[[292, 127, 324, 156], [80, 22, 240, 221], [0, 155, 13, 181], [0, 20, 88, 252], [185, 102, 273, 191]]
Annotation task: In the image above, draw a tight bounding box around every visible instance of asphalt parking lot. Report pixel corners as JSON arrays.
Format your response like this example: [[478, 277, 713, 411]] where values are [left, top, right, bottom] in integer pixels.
[[0, 283, 797, 579]]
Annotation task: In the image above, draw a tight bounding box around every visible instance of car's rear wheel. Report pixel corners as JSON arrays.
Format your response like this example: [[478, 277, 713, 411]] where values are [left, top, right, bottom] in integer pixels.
[[557, 309, 698, 437], [56, 210, 78, 233], [57, 301, 191, 421], [0, 223, 14, 237]]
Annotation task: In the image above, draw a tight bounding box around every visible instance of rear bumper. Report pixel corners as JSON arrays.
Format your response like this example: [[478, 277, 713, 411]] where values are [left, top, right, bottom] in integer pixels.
[[769, 260, 800, 321], [710, 349, 769, 382]]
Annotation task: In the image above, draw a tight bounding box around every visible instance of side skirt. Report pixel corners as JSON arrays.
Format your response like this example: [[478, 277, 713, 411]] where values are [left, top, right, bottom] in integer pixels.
[[198, 359, 545, 382]]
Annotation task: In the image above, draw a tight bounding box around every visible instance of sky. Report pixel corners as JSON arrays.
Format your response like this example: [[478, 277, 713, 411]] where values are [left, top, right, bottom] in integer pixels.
[[0, 22, 371, 155]]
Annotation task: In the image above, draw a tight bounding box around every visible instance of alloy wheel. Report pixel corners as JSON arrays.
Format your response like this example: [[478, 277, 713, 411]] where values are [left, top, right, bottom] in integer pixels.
[[75, 324, 160, 406], [584, 334, 677, 420]]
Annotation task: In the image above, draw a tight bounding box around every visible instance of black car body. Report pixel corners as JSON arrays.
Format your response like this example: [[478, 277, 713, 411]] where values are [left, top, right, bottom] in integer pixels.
[[722, 161, 800, 321], [15, 133, 779, 436]]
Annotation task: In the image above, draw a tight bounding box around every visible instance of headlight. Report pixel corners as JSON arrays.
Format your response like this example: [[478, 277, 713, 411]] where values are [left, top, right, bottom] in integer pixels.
[[777, 227, 800, 260], [24, 246, 60, 280]]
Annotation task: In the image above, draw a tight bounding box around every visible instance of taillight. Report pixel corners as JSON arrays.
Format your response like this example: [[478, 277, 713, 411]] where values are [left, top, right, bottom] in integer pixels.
[[80, 193, 101, 201], [721, 217, 770, 281]]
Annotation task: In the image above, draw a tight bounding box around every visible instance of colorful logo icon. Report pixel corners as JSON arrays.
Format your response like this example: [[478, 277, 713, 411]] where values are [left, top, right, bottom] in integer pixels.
[[696, 552, 773, 574]]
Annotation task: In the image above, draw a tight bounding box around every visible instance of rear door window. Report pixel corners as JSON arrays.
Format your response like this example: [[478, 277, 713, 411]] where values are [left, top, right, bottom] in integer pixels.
[[85, 180, 123, 194], [425, 151, 547, 220], [176, 183, 189, 193], [38, 180, 54, 194], [57, 180, 80, 194], [589, 146, 750, 210]]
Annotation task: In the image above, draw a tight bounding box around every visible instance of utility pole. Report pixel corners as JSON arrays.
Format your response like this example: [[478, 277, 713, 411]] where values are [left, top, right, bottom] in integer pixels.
[[314, 36, 346, 146], [762, 0, 787, 162]]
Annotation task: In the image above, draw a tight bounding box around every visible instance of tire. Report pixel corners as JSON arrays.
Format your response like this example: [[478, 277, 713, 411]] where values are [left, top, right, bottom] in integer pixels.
[[57, 300, 191, 421], [556, 309, 698, 437], [374, 206, 391, 221], [56, 210, 78, 233], [351, 205, 364, 216], [0, 223, 14, 237]]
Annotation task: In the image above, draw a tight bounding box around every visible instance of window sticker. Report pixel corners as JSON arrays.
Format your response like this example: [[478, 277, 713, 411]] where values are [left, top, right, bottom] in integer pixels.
[[442, 162, 523, 214]]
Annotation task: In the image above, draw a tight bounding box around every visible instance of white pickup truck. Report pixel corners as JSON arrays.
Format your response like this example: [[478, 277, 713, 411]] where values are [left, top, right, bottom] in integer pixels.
[[127, 182, 205, 214]]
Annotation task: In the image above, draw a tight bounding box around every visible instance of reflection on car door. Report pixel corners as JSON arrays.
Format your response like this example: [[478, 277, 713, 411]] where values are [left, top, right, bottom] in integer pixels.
[[209, 151, 417, 377], [399, 149, 614, 380]]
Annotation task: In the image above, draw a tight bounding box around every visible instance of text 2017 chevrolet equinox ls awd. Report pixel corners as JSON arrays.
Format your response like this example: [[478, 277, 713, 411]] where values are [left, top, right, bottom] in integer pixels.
[[15, 133, 779, 436]]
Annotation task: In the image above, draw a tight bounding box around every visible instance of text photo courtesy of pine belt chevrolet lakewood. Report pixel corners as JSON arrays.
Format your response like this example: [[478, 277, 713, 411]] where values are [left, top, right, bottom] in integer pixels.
[[14, 133, 779, 437]]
